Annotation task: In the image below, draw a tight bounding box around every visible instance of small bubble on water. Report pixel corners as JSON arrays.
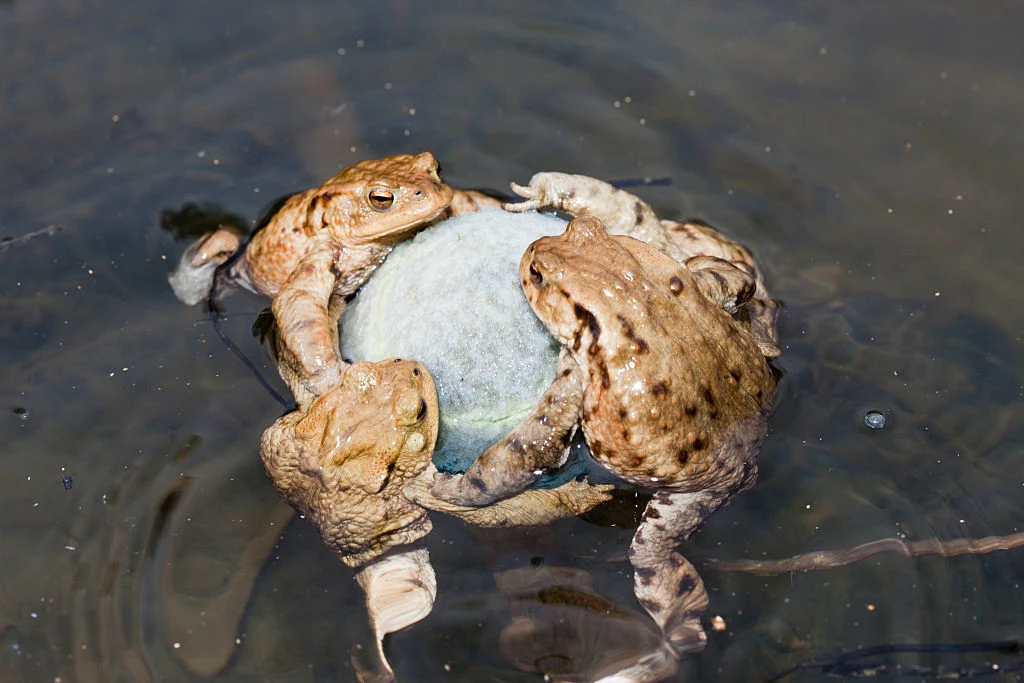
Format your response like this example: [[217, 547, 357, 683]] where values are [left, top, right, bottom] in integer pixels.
[[13, 407, 29, 420], [864, 410, 886, 429]]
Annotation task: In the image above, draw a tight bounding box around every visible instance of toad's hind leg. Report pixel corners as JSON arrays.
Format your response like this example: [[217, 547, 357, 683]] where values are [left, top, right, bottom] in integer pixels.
[[629, 485, 747, 656], [430, 351, 583, 506], [664, 220, 780, 357]]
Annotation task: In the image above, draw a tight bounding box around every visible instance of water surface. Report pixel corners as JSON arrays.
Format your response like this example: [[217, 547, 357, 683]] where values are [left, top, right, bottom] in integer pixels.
[[2, 0, 1023, 681]]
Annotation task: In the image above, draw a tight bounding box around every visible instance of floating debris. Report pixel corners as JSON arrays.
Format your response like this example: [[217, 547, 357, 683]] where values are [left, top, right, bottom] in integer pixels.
[[0, 225, 65, 253]]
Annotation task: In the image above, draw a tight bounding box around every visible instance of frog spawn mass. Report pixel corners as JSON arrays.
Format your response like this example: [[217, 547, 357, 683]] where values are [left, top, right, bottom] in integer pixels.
[[170, 162, 780, 682]]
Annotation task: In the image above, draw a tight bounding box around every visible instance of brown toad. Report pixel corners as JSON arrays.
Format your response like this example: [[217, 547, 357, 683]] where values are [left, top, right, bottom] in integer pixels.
[[507, 171, 780, 358], [259, 347, 442, 678], [259, 311, 613, 680], [261, 355, 439, 568], [168, 152, 501, 396], [425, 175, 779, 660], [431, 174, 777, 507]]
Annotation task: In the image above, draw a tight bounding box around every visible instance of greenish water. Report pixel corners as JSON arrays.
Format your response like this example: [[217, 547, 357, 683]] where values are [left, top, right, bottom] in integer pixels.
[[1, 1, 1022, 681]]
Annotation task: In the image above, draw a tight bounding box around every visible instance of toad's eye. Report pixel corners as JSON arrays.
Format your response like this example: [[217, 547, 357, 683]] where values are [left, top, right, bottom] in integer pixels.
[[528, 262, 544, 287], [368, 189, 395, 211]]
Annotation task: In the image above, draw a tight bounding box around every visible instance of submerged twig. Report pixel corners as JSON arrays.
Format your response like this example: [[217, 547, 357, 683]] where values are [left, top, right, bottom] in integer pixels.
[[705, 532, 1024, 575], [0, 225, 66, 253]]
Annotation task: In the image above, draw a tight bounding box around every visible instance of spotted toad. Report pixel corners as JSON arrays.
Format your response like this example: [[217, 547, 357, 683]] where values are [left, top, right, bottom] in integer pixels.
[[425, 173, 779, 659], [168, 152, 502, 396]]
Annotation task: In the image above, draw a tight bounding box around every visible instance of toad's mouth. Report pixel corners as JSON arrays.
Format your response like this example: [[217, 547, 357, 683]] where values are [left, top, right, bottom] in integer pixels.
[[365, 204, 452, 248]]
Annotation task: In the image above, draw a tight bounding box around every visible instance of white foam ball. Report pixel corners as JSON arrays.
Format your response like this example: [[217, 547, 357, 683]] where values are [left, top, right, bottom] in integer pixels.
[[340, 209, 566, 471]]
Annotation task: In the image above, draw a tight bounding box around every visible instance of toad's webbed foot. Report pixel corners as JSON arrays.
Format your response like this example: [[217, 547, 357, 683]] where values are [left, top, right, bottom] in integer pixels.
[[353, 548, 437, 682], [168, 227, 244, 305], [429, 351, 583, 506], [505, 172, 671, 252]]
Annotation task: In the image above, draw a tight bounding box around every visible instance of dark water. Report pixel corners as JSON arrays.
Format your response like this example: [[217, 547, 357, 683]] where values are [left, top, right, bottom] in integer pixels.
[[2, 0, 1023, 681]]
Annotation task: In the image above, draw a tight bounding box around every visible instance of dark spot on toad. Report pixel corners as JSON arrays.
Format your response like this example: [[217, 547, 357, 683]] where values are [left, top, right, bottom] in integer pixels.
[[669, 275, 684, 295], [616, 315, 649, 354], [701, 382, 715, 407], [633, 200, 644, 225], [507, 437, 527, 455], [468, 475, 487, 492], [635, 567, 656, 584], [646, 507, 661, 519], [595, 357, 611, 389], [651, 382, 668, 399], [412, 367, 420, 376], [638, 598, 662, 613], [573, 302, 601, 355], [416, 398, 428, 422], [684, 403, 697, 416]]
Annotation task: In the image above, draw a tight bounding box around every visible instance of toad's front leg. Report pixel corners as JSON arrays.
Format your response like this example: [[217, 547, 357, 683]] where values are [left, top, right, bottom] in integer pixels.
[[505, 172, 671, 252], [430, 351, 583, 506], [270, 248, 346, 398], [406, 464, 614, 528]]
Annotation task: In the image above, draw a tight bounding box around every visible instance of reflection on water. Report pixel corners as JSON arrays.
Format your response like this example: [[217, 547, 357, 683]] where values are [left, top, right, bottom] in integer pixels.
[[2, 0, 1023, 681]]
